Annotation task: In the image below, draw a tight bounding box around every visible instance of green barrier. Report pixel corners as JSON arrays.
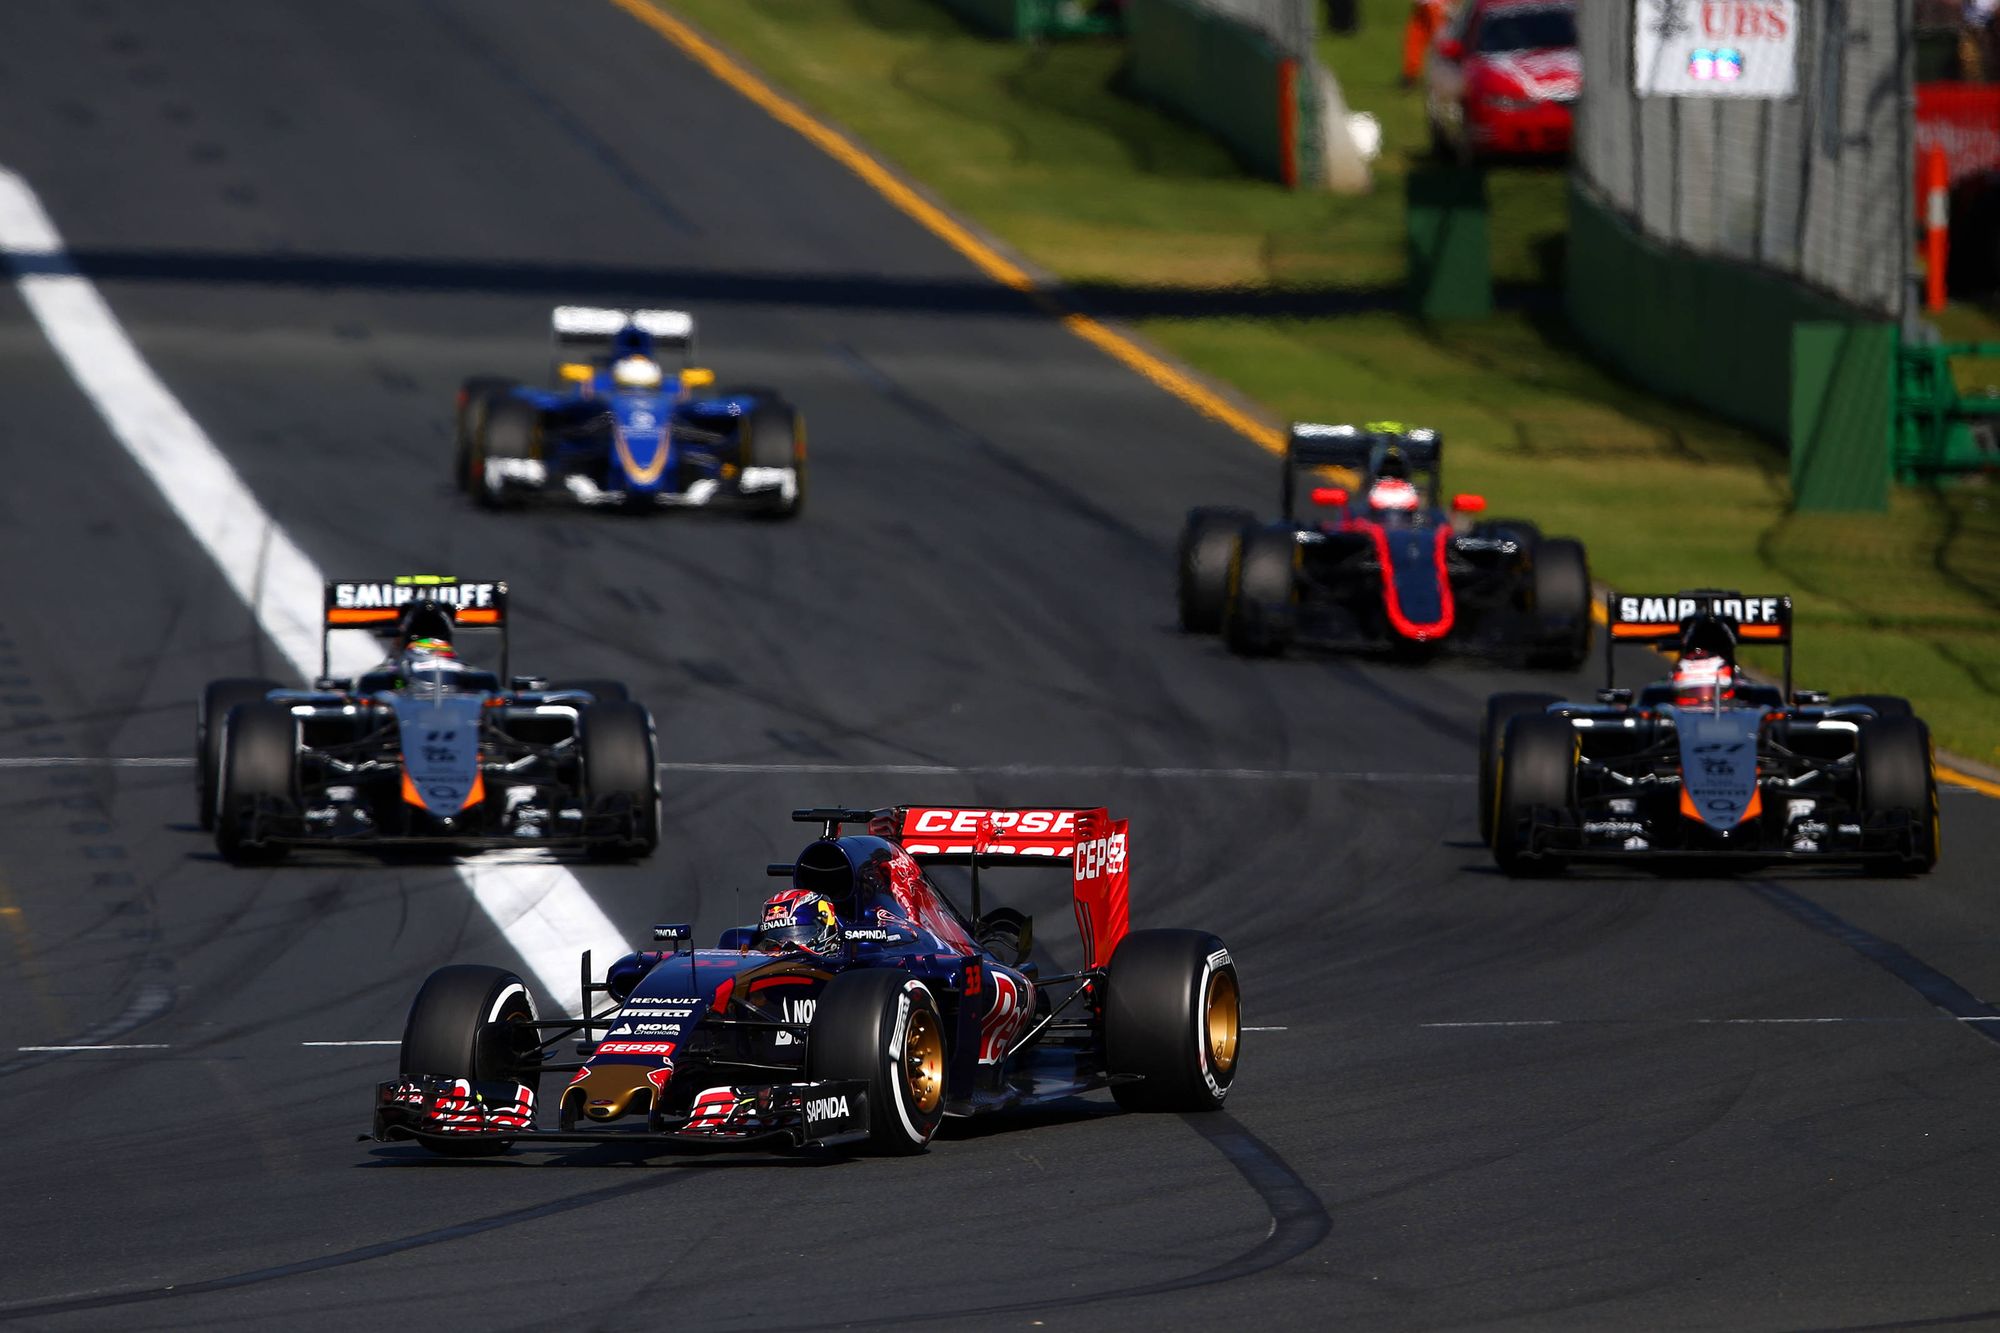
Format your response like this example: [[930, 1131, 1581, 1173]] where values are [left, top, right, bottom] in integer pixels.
[[1406, 166, 1491, 319], [933, 0, 1121, 38], [1125, 0, 1313, 185], [1791, 323, 1894, 513], [1896, 341, 2000, 479]]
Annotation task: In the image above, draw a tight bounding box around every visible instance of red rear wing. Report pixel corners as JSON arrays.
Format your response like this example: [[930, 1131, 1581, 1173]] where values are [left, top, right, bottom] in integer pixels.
[[898, 807, 1131, 971]]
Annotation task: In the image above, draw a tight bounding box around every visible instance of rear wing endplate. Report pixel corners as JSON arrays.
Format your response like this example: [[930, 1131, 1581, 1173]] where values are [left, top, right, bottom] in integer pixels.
[[322, 576, 509, 679], [788, 805, 1132, 970]]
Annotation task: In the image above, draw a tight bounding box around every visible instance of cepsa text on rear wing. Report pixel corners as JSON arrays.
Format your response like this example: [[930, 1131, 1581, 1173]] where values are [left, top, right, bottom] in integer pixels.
[[899, 806, 1131, 971]]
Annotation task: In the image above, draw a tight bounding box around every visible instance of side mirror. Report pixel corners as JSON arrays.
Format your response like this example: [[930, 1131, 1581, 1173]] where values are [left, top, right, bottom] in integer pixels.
[[681, 367, 717, 390], [1451, 493, 1487, 513], [1437, 37, 1465, 61], [1311, 486, 1350, 506], [1792, 689, 1829, 706], [557, 362, 594, 384], [1596, 688, 1633, 705]]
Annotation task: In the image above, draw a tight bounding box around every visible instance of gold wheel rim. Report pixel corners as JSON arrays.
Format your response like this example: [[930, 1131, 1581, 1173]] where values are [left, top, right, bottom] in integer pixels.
[[1205, 968, 1240, 1077], [902, 1006, 944, 1115]]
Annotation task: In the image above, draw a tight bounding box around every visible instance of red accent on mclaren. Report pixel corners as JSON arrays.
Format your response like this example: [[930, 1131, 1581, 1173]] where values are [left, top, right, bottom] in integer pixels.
[[1311, 486, 1349, 506], [1339, 518, 1457, 641]]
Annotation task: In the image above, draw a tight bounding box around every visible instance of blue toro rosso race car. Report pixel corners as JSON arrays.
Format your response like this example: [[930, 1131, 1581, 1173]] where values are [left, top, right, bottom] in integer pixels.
[[373, 804, 1242, 1156], [1178, 422, 1593, 667], [453, 306, 804, 518]]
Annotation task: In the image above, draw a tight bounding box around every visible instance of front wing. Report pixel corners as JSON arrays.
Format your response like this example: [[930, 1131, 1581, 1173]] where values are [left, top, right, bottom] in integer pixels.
[[372, 1076, 872, 1152]]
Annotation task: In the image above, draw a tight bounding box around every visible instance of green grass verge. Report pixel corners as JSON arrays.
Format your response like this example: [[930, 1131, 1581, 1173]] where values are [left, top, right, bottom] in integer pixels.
[[658, 0, 2000, 765]]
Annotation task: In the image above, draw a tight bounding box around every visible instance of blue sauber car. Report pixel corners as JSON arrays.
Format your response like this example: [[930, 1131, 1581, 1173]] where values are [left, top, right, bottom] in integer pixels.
[[453, 306, 804, 518]]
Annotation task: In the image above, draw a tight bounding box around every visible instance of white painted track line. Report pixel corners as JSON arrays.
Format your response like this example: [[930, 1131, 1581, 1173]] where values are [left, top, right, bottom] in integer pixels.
[[0, 166, 621, 1013]]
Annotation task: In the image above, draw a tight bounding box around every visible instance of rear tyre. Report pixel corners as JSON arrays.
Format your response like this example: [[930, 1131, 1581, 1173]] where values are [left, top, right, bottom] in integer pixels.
[[1492, 714, 1576, 877], [454, 377, 517, 493], [1105, 929, 1239, 1112], [1858, 715, 1939, 875], [556, 679, 629, 704], [1177, 507, 1252, 634], [1525, 537, 1592, 671], [1836, 694, 1914, 721], [1479, 692, 1563, 845], [213, 701, 297, 864], [197, 678, 281, 829], [741, 403, 804, 521], [473, 399, 539, 510], [1223, 524, 1298, 658], [400, 964, 541, 1156], [806, 969, 945, 1154], [580, 701, 659, 861]]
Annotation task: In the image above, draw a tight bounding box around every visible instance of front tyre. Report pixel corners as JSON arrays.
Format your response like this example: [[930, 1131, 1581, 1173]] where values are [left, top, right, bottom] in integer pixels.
[[214, 701, 297, 864], [197, 678, 281, 830], [1177, 506, 1252, 634], [579, 701, 660, 861], [1223, 524, 1299, 658], [1479, 692, 1563, 846], [1858, 714, 1939, 874], [1105, 929, 1240, 1112], [1525, 537, 1592, 671], [400, 964, 542, 1156], [806, 969, 946, 1154], [1492, 713, 1576, 877], [741, 402, 804, 521]]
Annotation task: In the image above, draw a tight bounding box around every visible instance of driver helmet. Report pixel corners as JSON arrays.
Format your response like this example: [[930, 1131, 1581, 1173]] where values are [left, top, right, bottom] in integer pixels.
[[1367, 476, 1421, 511], [611, 354, 664, 391], [1672, 649, 1735, 709], [405, 636, 457, 662], [755, 889, 843, 956]]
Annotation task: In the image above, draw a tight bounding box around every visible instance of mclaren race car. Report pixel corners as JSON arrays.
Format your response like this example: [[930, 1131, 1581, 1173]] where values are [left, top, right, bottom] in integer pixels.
[[453, 306, 804, 518], [1479, 590, 1940, 876], [196, 576, 659, 864], [373, 804, 1241, 1156], [1178, 422, 1593, 666]]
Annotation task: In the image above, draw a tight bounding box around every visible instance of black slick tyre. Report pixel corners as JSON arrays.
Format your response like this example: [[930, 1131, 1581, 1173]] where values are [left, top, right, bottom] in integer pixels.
[[1177, 506, 1252, 634], [741, 402, 804, 521], [1223, 524, 1298, 657], [454, 377, 517, 493], [1105, 929, 1239, 1112], [1526, 537, 1592, 670], [1492, 713, 1576, 877], [197, 678, 281, 830], [557, 679, 629, 704], [214, 701, 297, 864], [473, 399, 538, 510], [580, 701, 659, 860], [1479, 692, 1563, 845], [400, 964, 541, 1156], [1858, 714, 1939, 874], [806, 969, 945, 1154]]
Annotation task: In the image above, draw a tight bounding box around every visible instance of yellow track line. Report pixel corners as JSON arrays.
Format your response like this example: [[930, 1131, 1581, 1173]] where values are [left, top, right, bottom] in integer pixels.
[[608, 0, 1284, 453], [614, 0, 1994, 803]]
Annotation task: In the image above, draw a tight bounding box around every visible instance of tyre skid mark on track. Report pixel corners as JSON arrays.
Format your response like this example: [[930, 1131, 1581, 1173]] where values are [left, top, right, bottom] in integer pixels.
[[789, 1114, 1331, 1328], [0, 1174, 686, 1321], [1745, 881, 2000, 1047]]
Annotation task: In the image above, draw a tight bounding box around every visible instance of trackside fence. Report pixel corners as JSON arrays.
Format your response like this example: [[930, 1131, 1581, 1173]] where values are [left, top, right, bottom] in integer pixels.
[[1126, 0, 1347, 188]]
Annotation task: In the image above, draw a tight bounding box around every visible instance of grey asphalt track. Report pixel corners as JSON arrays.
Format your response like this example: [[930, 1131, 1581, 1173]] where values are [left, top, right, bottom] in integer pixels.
[[1, 3, 1997, 1329]]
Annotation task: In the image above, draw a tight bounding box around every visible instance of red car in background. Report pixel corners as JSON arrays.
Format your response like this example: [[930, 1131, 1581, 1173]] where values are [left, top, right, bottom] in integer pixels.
[[1425, 0, 1579, 164]]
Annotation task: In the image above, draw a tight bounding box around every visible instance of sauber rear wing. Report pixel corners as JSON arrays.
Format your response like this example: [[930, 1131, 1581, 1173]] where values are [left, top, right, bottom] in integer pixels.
[[322, 576, 510, 680], [1604, 588, 1793, 695], [790, 806, 1132, 971], [550, 305, 695, 369]]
